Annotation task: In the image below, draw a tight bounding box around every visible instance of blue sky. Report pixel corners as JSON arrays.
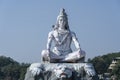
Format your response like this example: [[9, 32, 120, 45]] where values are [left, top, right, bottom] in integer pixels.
[[0, 0, 120, 63]]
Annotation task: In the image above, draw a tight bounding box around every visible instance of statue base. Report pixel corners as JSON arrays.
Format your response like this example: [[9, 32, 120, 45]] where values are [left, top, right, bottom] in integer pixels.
[[24, 63, 99, 80]]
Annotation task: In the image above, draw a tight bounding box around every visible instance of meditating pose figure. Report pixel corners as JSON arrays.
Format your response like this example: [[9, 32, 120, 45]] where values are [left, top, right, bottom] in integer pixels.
[[41, 8, 85, 63]]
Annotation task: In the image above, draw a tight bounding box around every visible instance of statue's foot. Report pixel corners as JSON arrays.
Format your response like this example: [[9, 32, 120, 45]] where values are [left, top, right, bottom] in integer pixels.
[[61, 57, 85, 63], [74, 57, 85, 63], [50, 59, 61, 63], [42, 57, 50, 63]]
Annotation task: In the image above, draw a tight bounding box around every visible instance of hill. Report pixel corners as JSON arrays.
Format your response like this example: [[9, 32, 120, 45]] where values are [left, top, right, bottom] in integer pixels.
[[0, 52, 120, 79], [88, 52, 120, 74], [0, 56, 30, 80]]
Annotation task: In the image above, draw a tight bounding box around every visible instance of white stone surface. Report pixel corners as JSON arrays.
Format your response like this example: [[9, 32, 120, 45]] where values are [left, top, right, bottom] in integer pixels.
[[41, 8, 85, 63]]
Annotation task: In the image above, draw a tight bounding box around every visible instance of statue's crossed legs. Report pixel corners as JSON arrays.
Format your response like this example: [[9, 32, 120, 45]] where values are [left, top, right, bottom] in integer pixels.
[[41, 50, 85, 63]]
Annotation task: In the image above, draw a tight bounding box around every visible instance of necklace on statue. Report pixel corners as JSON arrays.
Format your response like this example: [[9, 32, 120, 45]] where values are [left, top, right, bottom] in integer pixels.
[[56, 29, 69, 45]]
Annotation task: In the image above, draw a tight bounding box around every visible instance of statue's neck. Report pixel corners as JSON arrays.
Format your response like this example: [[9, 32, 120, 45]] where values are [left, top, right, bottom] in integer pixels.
[[58, 28, 69, 34], [58, 26, 65, 30]]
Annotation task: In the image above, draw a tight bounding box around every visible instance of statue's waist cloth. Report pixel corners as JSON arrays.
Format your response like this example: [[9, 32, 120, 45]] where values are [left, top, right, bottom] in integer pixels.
[[49, 49, 85, 61]]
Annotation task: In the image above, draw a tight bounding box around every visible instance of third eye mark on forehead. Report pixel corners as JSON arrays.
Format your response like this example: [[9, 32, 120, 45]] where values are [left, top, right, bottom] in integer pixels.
[[60, 19, 64, 21], [59, 17, 65, 21]]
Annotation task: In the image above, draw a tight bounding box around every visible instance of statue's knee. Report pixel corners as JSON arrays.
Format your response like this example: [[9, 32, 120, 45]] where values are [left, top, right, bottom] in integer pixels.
[[81, 50, 86, 56], [41, 50, 51, 62], [41, 50, 49, 57]]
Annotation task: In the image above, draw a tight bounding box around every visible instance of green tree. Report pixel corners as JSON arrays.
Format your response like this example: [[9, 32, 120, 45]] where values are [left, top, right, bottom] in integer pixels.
[[112, 61, 120, 79], [19, 63, 30, 80], [88, 52, 120, 74], [0, 56, 19, 67], [0, 56, 30, 80], [88, 56, 107, 74], [1, 64, 20, 80]]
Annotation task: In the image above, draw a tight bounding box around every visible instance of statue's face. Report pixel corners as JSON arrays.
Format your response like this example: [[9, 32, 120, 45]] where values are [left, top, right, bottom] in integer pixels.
[[54, 65, 72, 79], [58, 17, 66, 29]]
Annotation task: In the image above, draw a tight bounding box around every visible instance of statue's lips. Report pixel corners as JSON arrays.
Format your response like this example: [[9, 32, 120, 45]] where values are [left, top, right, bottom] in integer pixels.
[[60, 73, 67, 78]]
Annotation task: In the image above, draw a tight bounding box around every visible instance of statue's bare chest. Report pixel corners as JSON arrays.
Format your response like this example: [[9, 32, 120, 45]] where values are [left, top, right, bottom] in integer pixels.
[[53, 30, 72, 45]]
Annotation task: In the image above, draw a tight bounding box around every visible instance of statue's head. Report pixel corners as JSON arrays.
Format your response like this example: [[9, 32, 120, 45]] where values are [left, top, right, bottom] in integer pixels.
[[55, 8, 69, 30], [54, 65, 72, 79]]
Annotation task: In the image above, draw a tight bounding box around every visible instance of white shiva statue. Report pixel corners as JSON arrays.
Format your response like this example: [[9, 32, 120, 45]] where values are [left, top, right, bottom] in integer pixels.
[[41, 8, 85, 63], [24, 9, 99, 80]]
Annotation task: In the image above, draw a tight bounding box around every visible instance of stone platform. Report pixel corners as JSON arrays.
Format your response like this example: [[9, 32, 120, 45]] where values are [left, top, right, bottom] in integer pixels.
[[24, 63, 99, 80]]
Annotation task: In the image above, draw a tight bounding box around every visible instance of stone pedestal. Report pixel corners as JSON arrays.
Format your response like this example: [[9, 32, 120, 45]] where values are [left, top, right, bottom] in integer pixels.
[[24, 63, 99, 80]]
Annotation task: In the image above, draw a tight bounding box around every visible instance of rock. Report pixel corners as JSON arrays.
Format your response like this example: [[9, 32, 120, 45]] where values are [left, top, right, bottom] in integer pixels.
[[24, 63, 99, 80]]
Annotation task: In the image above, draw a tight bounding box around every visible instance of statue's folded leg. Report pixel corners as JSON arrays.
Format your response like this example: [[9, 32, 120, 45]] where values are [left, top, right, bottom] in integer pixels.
[[63, 50, 86, 62], [41, 50, 64, 63]]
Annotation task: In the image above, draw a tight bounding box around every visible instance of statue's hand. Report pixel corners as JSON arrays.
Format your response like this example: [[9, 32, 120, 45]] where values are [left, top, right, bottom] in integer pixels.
[[57, 52, 62, 56]]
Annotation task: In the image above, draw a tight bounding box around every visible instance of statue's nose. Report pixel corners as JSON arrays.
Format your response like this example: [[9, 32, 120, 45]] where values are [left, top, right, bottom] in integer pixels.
[[61, 68, 66, 71]]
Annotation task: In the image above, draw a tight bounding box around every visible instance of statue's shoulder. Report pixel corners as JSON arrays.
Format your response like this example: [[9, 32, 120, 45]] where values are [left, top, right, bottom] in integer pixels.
[[48, 30, 54, 36], [70, 31, 75, 34], [70, 31, 76, 36]]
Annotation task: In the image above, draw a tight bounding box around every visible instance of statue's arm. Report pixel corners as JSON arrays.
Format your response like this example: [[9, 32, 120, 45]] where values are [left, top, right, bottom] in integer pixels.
[[71, 32, 81, 50], [47, 31, 53, 50]]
